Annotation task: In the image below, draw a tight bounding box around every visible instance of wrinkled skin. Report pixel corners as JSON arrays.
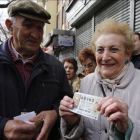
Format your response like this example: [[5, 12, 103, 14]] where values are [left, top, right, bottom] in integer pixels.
[[4, 110, 57, 140], [4, 15, 57, 140]]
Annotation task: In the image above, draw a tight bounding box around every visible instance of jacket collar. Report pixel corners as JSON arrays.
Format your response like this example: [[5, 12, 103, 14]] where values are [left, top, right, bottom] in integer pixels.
[[0, 38, 50, 73], [95, 62, 135, 89], [0, 38, 13, 61]]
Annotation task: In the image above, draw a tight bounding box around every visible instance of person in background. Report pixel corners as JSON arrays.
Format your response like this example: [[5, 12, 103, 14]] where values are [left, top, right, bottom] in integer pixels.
[[59, 19, 140, 140], [62, 57, 81, 93], [78, 47, 96, 78], [131, 32, 140, 69], [42, 44, 53, 54], [0, 0, 72, 140]]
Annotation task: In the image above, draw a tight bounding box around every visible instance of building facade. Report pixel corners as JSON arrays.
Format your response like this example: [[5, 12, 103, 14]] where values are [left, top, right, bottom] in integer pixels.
[[44, 0, 75, 61], [42, 0, 140, 72], [65, 0, 140, 72], [37, 0, 57, 40]]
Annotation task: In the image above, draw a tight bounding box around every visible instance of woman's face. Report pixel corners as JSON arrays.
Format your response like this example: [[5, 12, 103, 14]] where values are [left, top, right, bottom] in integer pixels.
[[64, 61, 75, 80], [82, 58, 96, 74], [95, 33, 131, 79]]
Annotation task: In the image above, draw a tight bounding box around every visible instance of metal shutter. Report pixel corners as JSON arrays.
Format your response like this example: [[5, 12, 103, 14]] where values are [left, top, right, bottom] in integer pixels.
[[75, 18, 93, 57], [134, 0, 140, 32], [95, 0, 130, 29], [75, 18, 93, 73]]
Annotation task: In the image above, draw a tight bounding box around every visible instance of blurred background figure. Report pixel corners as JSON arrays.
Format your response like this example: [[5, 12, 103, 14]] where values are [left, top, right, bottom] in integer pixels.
[[62, 57, 81, 93], [42, 44, 53, 55], [78, 47, 96, 78], [131, 32, 140, 69]]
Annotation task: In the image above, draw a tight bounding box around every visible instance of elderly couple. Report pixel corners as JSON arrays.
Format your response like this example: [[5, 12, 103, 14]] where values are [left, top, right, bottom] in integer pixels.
[[0, 0, 140, 140]]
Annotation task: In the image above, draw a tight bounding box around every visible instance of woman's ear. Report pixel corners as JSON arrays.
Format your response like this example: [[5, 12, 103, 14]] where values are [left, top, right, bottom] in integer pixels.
[[5, 19, 13, 35], [128, 51, 133, 60]]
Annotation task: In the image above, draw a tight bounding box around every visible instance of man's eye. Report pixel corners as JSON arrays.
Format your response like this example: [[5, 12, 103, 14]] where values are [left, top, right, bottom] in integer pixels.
[[38, 26, 43, 32], [24, 24, 32, 28]]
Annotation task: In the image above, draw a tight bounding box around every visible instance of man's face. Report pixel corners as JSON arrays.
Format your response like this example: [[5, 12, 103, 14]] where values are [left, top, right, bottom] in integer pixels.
[[11, 15, 44, 58], [133, 34, 140, 55]]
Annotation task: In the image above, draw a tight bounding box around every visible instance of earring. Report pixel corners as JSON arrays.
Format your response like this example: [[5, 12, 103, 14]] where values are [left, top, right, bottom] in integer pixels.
[[125, 59, 129, 64]]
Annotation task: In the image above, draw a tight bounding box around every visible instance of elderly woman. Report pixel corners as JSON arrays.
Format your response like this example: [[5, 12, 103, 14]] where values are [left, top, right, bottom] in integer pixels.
[[78, 47, 96, 77], [62, 57, 81, 93], [59, 19, 140, 140]]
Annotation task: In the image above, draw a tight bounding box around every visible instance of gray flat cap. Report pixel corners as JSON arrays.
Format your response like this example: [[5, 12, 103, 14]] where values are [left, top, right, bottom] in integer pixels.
[[8, 0, 51, 24]]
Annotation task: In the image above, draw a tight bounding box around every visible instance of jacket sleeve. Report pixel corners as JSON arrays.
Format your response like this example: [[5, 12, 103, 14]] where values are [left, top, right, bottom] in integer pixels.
[[61, 117, 84, 140], [129, 115, 140, 140], [110, 116, 140, 140], [114, 119, 133, 140], [52, 66, 73, 117], [0, 117, 9, 139]]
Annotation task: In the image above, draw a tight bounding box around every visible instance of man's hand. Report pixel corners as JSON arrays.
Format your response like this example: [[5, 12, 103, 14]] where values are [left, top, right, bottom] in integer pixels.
[[4, 120, 36, 140], [29, 110, 58, 140], [97, 96, 129, 133]]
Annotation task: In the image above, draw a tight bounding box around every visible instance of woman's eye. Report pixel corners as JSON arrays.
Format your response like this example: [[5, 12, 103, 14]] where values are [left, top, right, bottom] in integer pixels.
[[111, 48, 119, 52], [97, 48, 104, 53]]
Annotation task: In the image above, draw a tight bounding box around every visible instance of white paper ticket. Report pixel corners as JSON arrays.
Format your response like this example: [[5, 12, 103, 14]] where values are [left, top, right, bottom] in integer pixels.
[[70, 92, 102, 120]]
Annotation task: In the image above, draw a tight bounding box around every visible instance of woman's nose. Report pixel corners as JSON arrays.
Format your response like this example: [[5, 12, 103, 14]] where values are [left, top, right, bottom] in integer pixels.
[[102, 50, 111, 61], [66, 68, 70, 71]]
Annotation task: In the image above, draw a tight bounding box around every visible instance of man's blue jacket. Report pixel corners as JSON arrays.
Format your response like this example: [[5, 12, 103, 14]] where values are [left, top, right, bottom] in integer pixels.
[[0, 39, 73, 140]]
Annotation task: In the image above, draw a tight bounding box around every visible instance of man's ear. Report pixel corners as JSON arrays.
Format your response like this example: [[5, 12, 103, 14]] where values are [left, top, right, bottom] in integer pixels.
[[5, 19, 13, 35]]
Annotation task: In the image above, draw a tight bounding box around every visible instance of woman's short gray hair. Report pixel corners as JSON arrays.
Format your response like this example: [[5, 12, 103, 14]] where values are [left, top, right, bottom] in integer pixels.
[[91, 19, 134, 55]]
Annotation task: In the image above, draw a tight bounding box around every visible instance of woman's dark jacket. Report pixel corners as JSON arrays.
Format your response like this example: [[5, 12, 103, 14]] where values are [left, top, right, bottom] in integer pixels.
[[0, 39, 73, 140]]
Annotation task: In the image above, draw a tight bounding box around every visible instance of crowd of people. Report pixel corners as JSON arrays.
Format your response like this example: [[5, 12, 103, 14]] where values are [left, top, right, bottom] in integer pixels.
[[1, 0, 140, 140], [62, 47, 96, 94]]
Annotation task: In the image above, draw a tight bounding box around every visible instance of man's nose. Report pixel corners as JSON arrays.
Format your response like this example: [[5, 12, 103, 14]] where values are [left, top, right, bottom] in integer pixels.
[[30, 27, 39, 38]]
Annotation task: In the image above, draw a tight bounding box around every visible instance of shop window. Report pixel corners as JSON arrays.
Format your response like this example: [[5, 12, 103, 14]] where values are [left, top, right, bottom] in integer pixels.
[[57, 14, 61, 29], [62, 7, 66, 24], [58, 0, 60, 4]]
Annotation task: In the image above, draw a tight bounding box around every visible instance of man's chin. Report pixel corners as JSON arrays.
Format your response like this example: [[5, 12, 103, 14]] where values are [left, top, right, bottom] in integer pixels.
[[27, 46, 39, 51]]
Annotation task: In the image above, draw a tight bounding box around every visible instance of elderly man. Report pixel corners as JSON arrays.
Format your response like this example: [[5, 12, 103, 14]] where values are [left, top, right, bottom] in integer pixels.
[[0, 0, 72, 140], [131, 32, 140, 69]]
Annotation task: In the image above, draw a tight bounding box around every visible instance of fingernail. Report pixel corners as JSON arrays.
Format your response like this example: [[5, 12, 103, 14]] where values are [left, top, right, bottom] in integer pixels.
[[100, 111, 103, 115], [107, 117, 110, 121]]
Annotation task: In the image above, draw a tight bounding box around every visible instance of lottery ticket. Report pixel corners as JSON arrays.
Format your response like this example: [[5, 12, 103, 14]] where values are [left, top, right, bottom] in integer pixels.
[[70, 92, 102, 120]]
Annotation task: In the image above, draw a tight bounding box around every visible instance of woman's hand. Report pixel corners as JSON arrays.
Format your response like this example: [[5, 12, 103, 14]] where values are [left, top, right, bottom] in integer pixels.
[[59, 96, 80, 126], [97, 96, 129, 133]]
